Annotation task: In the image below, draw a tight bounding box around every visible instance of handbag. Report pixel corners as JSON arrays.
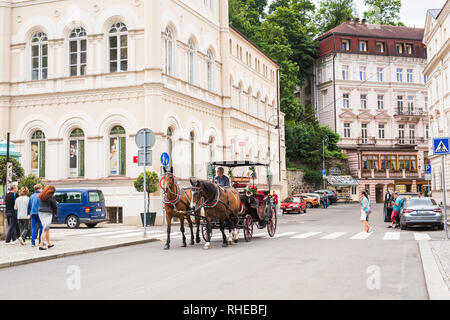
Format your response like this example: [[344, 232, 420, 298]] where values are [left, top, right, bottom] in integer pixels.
[[366, 209, 371, 214]]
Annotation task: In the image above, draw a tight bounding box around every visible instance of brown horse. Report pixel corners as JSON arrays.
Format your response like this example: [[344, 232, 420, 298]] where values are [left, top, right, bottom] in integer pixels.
[[190, 179, 241, 249], [162, 167, 200, 249]]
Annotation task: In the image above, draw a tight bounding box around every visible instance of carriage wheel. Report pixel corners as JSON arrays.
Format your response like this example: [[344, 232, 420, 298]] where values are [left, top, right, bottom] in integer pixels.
[[201, 224, 212, 242], [243, 214, 253, 242], [267, 205, 277, 237]]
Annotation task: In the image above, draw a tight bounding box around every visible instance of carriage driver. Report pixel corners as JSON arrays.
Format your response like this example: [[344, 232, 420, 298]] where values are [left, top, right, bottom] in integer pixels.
[[214, 167, 230, 187]]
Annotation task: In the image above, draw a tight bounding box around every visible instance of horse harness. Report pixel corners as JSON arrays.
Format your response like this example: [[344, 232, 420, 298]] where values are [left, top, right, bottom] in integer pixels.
[[162, 177, 197, 213], [203, 184, 244, 215]]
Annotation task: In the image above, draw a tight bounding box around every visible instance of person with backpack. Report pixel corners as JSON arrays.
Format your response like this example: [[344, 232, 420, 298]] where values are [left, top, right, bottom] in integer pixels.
[[389, 193, 402, 229], [360, 190, 372, 233]]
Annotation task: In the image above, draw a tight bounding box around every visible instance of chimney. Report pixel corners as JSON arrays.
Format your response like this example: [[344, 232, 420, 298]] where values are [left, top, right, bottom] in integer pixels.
[[354, 18, 359, 24], [362, 18, 366, 25]]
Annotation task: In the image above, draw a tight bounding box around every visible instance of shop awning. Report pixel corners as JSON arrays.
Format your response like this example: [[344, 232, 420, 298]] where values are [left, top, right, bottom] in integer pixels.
[[327, 175, 359, 187]]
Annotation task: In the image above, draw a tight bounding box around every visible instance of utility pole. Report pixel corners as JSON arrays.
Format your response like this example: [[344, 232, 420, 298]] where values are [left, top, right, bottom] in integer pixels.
[[322, 135, 328, 189]]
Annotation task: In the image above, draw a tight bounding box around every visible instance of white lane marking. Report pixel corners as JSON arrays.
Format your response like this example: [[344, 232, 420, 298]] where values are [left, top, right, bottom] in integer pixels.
[[350, 232, 373, 240], [82, 229, 150, 237], [265, 232, 297, 239], [414, 233, 431, 241], [320, 232, 347, 239], [105, 231, 167, 239], [291, 232, 321, 239], [383, 232, 400, 240], [252, 233, 267, 238]]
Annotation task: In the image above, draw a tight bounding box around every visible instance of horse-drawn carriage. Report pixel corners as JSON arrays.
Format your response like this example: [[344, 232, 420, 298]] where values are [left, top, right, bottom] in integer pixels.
[[200, 161, 278, 242], [161, 161, 277, 249]]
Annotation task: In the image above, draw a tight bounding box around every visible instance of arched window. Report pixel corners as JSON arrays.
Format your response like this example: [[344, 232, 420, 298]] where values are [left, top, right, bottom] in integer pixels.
[[208, 136, 214, 163], [190, 131, 195, 177], [207, 49, 214, 91], [109, 22, 128, 73], [31, 32, 48, 80], [164, 27, 174, 75], [69, 128, 85, 177], [167, 127, 173, 168], [109, 126, 126, 175], [187, 39, 195, 84], [247, 88, 252, 114], [31, 130, 46, 177], [69, 28, 87, 76]]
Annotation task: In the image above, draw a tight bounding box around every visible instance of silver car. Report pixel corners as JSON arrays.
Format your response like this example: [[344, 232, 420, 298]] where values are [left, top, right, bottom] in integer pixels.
[[400, 198, 444, 230]]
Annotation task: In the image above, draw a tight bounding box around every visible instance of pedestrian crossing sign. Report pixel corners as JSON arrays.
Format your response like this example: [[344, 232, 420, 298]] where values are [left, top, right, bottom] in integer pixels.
[[433, 138, 450, 155]]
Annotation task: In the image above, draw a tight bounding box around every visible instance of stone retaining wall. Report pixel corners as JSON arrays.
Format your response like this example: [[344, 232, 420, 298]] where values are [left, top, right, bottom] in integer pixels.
[[286, 170, 320, 195]]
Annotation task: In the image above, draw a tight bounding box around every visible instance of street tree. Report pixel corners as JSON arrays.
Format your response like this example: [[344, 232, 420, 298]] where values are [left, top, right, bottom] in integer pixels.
[[133, 171, 159, 214], [18, 174, 45, 196], [363, 0, 404, 25], [0, 156, 25, 195], [315, 0, 357, 34]]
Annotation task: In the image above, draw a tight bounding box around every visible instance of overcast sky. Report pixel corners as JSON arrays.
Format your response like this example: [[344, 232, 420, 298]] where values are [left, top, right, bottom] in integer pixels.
[[309, 0, 447, 28]]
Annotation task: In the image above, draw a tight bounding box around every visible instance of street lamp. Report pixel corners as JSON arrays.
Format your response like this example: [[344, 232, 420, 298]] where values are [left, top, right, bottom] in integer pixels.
[[267, 114, 280, 192], [322, 135, 329, 189]]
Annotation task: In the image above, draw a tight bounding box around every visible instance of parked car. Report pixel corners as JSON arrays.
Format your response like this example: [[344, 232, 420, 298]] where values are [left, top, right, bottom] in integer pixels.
[[299, 194, 320, 208], [280, 196, 307, 214], [314, 190, 338, 203], [400, 197, 444, 230], [53, 189, 107, 228]]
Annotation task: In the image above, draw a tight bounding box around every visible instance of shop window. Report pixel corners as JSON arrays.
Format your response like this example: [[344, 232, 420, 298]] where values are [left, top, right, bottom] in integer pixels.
[[69, 128, 85, 177], [109, 126, 126, 176]]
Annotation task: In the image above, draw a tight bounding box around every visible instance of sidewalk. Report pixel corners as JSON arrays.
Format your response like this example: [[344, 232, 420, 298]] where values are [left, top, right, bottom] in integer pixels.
[[429, 240, 450, 290], [0, 223, 168, 269]]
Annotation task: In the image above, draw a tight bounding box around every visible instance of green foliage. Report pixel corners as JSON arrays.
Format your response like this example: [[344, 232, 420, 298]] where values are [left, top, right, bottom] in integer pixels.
[[0, 156, 24, 185], [133, 171, 159, 212], [315, 0, 357, 34], [363, 0, 404, 25], [18, 174, 45, 196]]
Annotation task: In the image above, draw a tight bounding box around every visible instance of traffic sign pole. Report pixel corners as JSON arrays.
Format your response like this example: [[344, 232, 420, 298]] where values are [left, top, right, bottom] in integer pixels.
[[442, 155, 448, 240], [143, 133, 147, 238]]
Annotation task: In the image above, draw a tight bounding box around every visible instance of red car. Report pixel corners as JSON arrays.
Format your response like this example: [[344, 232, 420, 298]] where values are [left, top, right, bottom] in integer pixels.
[[280, 196, 307, 214]]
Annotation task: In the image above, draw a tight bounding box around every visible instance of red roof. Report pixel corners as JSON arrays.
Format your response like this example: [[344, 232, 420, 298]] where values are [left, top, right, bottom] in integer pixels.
[[318, 22, 424, 41]]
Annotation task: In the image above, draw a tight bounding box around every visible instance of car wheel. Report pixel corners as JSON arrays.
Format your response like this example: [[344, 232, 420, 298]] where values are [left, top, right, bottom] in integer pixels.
[[66, 215, 80, 229], [400, 223, 407, 230], [86, 223, 98, 228], [306, 202, 312, 208]]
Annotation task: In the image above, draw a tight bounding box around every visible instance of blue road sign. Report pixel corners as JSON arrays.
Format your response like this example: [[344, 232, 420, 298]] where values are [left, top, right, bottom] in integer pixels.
[[161, 152, 170, 166], [433, 138, 450, 155], [424, 164, 431, 174], [322, 169, 327, 176]]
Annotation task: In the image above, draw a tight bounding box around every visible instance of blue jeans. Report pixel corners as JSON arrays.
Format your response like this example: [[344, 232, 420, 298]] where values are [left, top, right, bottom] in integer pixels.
[[30, 214, 43, 245]]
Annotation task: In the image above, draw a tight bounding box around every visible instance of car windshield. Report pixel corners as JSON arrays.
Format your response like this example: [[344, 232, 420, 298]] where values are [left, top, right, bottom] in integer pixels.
[[405, 199, 436, 207], [283, 198, 300, 203]]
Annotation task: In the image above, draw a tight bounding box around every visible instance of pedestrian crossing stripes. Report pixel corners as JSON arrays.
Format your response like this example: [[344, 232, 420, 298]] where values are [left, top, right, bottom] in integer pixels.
[[58, 227, 435, 242]]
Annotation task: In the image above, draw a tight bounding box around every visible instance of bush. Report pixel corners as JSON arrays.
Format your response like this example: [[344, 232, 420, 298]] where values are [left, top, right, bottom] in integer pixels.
[[133, 171, 159, 213], [18, 174, 45, 196]]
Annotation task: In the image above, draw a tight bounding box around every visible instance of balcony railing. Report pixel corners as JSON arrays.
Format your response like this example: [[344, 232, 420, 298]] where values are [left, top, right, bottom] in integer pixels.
[[394, 108, 426, 116], [357, 136, 376, 145], [395, 137, 426, 145]]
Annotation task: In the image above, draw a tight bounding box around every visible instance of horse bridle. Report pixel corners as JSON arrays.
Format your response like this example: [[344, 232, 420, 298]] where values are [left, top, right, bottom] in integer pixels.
[[162, 173, 199, 212]]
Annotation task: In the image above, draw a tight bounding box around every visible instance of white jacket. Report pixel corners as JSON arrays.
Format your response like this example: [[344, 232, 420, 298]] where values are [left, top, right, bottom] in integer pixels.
[[14, 196, 30, 219]]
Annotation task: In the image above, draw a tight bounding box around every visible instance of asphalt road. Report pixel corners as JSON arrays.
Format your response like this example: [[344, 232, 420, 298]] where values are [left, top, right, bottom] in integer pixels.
[[0, 202, 444, 300]]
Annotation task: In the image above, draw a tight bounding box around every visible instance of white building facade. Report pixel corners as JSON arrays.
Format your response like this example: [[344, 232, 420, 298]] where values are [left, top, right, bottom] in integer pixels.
[[423, 3, 450, 205], [0, 0, 286, 225], [315, 20, 430, 203]]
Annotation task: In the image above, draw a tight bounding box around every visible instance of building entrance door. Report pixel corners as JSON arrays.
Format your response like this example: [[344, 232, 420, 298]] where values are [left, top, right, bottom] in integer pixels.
[[375, 185, 384, 203]]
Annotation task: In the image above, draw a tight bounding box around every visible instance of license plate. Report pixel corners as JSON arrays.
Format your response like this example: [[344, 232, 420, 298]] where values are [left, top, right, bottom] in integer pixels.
[[96, 208, 102, 212]]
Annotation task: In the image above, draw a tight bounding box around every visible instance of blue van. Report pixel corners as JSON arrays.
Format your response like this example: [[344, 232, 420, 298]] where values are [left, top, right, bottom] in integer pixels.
[[53, 189, 107, 228]]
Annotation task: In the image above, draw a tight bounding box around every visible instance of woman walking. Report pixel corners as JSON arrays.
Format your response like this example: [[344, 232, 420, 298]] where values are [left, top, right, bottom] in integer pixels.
[[15, 187, 30, 245], [360, 190, 372, 233], [38, 185, 58, 250]]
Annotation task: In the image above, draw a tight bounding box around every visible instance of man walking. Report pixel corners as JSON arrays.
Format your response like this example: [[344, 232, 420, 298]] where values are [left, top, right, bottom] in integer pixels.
[[29, 184, 43, 247], [5, 185, 18, 245], [322, 192, 328, 209]]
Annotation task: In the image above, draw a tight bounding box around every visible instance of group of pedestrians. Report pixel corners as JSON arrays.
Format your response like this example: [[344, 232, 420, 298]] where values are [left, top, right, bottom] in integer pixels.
[[4, 184, 57, 250]]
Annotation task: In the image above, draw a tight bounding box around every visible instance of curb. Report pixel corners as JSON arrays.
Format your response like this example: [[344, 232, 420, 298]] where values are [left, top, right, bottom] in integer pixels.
[[418, 240, 450, 300], [0, 238, 160, 270]]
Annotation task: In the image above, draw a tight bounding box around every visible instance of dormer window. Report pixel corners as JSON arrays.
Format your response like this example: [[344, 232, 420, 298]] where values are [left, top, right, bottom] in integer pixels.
[[396, 43, 403, 54], [359, 40, 368, 52], [376, 42, 384, 53], [405, 44, 413, 54], [342, 39, 350, 51]]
